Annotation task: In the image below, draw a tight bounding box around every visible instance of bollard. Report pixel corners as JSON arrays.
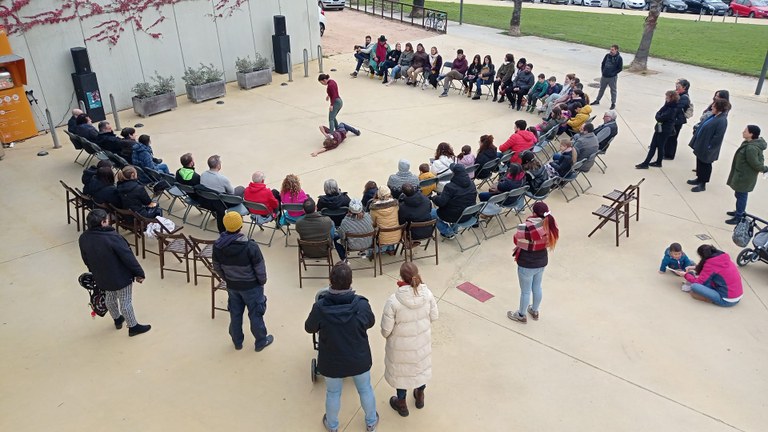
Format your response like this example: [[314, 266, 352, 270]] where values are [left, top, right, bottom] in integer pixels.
[[109, 94, 120, 130], [287, 52, 293, 83], [79, 100, 86, 112], [755, 50, 768, 96], [46, 108, 61, 149], [303, 48, 309, 78], [318, 45, 324, 73]]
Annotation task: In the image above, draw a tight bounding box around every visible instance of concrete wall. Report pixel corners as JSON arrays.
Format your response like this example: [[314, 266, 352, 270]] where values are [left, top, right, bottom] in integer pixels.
[[8, 0, 321, 129]]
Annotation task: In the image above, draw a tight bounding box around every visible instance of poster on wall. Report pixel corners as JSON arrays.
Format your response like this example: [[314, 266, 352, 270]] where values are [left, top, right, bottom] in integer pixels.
[[86, 91, 102, 109]]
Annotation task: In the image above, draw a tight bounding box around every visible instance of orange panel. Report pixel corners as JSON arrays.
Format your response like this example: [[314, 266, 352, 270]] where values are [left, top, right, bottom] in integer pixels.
[[0, 88, 38, 142]]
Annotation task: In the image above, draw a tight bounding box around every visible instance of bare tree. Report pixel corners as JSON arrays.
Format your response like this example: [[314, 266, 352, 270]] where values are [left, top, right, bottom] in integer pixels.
[[629, 0, 663, 72], [410, 0, 425, 18], [509, 0, 523, 36]]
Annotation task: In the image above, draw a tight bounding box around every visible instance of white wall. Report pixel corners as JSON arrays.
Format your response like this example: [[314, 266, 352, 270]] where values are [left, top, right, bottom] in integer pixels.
[[7, 0, 320, 129]]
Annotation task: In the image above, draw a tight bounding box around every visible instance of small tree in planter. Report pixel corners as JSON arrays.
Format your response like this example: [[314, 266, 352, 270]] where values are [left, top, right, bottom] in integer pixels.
[[182, 63, 226, 103], [236, 54, 272, 90], [132, 72, 177, 117]]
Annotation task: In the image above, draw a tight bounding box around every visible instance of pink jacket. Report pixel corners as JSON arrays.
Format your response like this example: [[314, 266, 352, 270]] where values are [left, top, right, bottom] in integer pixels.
[[684, 253, 743, 300], [281, 189, 308, 217]]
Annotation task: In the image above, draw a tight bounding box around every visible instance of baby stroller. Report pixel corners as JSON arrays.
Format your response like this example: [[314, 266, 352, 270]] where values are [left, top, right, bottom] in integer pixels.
[[734, 214, 768, 267], [310, 287, 329, 383], [78, 272, 108, 318]]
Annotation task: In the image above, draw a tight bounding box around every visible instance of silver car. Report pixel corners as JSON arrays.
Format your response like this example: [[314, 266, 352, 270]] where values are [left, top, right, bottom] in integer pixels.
[[571, 0, 603, 6], [319, 0, 345, 10], [609, 0, 647, 8]]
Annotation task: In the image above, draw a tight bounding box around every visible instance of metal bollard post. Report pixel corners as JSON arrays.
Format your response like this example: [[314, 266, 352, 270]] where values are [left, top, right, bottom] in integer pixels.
[[109, 93, 120, 130], [287, 52, 293, 83], [755, 50, 768, 96], [46, 108, 61, 149], [78, 100, 86, 112], [318, 45, 324, 73], [303, 48, 309, 78]]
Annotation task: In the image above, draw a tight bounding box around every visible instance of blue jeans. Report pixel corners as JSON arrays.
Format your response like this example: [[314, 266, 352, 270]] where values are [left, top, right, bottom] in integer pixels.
[[227, 286, 269, 348], [390, 65, 403, 80], [324, 370, 378, 430], [156, 163, 170, 174], [430, 208, 456, 237], [379, 60, 397, 78], [518, 266, 545, 314], [475, 78, 492, 94], [734, 191, 748, 217], [354, 52, 369, 72], [329, 98, 343, 131], [690, 283, 739, 307]]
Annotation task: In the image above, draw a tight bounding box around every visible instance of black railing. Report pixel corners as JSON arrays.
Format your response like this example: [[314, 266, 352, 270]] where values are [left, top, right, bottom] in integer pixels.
[[346, 0, 448, 33]]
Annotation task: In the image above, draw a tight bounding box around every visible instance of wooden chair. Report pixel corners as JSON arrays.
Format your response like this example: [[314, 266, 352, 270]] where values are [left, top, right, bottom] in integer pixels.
[[60, 180, 89, 231], [132, 210, 179, 259], [405, 219, 439, 265], [209, 272, 229, 319], [109, 205, 142, 256], [588, 195, 633, 247], [343, 230, 377, 277], [190, 236, 216, 286], [156, 229, 193, 282], [375, 224, 407, 275], [298, 239, 334, 288], [603, 178, 645, 222]]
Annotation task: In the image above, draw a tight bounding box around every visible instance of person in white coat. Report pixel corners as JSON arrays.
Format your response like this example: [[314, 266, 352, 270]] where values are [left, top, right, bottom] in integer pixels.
[[381, 262, 439, 417]]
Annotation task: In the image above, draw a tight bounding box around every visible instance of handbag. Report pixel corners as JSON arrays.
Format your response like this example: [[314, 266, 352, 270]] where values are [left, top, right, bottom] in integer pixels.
[[732, 218, 753, 248]]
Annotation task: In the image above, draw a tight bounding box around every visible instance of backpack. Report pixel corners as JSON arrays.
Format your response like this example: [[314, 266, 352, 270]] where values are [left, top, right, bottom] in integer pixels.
[[732, 218, 753, 248], [684, 101, 694, 119], [78, 273, 108, 318]]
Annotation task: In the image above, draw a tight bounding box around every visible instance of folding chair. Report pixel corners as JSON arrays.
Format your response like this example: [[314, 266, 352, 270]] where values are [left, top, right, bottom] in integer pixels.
[[435, 61, 452, 89], [60, 180, 89, 231], [418, 176, 440, 196], [554, 159, 586, 203], [297, 239, 334, 288], [176, 184, 211, 227], [595, 135, 616, 174], [603, 178, 644, 222], [190, 236, 216, 286], [109, 205, 142, 256], [344, 230, 377, 277], [156, 229, 193, 282], [464, 164, 479, 179], [574, 153, 598, 193], [588, 194, 633, 247], [81, 139, 110, 166], [478, 192, 510, 239], [281, 203, 305, 247], [494, 150, 515, 181], [220, 193, 249, 216], [524, 177, 557, 210], [474, 159, 499, 190], [499, 186, 530, 229], [375, 224, 407, 275], [194, 189, 223, 231], [107, 151, 130, 169], [133, 210, 179, 259], [63, 130, 86, 165], [242, 201, 283, 247], [404, 219, 438, 265], [320, 207, 349, 225], [450, 203, 486, 252]]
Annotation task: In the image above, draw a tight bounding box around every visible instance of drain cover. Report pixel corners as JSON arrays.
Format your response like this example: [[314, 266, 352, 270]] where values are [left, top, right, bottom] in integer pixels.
[[695, 234, 712, 240]]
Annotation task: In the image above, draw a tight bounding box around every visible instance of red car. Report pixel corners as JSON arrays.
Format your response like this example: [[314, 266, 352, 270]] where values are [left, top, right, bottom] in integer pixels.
[[728, 0, 768, 17]]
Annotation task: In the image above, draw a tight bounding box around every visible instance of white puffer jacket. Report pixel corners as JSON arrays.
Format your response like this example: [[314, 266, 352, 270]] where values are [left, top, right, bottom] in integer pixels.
[[381, 283, 439, 389], [430, 155, 455, 193]]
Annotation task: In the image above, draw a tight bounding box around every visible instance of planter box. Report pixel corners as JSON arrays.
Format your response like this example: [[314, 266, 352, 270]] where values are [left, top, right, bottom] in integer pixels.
[[185, 80, 226, 103], [132, 92, 177, 117], [237, 69, 272, 89]]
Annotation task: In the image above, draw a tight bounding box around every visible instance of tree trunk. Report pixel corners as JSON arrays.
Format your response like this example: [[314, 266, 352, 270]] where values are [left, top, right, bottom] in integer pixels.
[[629, 0, 663, 72], [509, 0, 523, 36], [410, 0, 425, 18]]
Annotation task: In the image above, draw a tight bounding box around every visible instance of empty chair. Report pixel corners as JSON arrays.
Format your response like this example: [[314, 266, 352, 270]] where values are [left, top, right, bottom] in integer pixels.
[[156, 230, 193, 282]]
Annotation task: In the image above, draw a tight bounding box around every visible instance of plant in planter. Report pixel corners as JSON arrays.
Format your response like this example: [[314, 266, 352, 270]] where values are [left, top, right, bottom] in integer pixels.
[[182, 63, 226, 103], [235, 54, 272, 90], [131, 72, 178, 118]]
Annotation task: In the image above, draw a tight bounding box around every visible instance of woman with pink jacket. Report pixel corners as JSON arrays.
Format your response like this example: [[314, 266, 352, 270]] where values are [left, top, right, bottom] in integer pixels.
[[683, 245, 743, 307]]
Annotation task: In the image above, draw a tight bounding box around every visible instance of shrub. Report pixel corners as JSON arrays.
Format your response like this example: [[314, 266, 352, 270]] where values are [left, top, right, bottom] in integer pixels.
[[235, 54, 270, 74], [182, 63, 224, 86], [132, 72, 175, 99]]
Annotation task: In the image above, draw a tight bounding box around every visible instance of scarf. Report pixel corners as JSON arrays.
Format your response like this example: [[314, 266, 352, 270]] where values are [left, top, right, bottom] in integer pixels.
[[429, 53, 438, 67]]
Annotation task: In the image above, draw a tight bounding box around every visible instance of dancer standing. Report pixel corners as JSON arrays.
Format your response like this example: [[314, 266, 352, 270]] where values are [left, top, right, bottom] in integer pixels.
[[318, 74, 343, 132]]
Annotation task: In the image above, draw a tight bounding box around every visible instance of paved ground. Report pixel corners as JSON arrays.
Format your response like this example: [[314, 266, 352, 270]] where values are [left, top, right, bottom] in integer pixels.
[[1, 9, 767, 432]]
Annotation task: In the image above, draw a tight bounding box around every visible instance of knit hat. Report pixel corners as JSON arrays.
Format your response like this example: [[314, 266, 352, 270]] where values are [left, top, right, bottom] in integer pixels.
[[223, 211, 243, 233], [520, 150, 535, 165], [377, 185, 392, 199], [349, 199, 364, 214], [398, 159, 410, 173]]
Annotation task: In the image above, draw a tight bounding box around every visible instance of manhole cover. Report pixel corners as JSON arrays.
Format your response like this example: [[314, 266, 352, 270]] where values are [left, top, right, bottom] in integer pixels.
[[587, 83, 600, 88], [695, 234, 712, 240]]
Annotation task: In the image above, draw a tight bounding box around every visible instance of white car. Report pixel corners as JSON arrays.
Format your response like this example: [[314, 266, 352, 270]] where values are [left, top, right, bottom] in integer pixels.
[[319, 0, 345, 10], [319, 7, 326, 37], [609, 0, 647, 8]]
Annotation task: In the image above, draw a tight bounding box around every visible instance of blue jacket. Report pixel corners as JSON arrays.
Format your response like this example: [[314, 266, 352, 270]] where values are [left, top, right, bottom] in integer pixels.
[[659, 247, 694, 272], [131, 142, 157, 182]]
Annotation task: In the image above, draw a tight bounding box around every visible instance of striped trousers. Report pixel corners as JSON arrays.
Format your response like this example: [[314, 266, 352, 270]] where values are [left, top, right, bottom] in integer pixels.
[[106, 284, 137, 327]]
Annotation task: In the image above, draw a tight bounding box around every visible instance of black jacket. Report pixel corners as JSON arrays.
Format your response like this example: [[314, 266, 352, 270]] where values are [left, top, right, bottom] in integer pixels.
[[674, 92, 691, 126], [526, 166, 551, 195], [655, 101, 678, 137], [85, 177, 121, 207], [95, 132, 129, 155], [386, 49, 401, 64], [512, 70, 535, 93], [117, 179, 152, 212], [212, 233, 267, 291], [398, 192, 434, 239], [79, 226, 145, 291], [431, 164, 477, 223], [317, 192, 351, 227], [690, 113, 728, 163], [601, 53, 623, 78], [362, 188, 378, 211], [549, 151, 574, 178], [304, 291, 375, 378], [82, 165, 98, 187], [75, 124, 99, 141], [475, 148, 498, 179]]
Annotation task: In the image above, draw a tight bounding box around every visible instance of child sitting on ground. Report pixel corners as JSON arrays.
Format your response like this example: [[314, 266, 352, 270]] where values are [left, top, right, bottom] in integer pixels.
[[659, 242, 696, 291], [457, 145, 476, 179], [418, 163, 437, 196]]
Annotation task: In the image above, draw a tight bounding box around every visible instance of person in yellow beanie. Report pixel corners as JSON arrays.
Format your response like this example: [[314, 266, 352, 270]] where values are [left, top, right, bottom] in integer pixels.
[[212, 211, 274, 351]]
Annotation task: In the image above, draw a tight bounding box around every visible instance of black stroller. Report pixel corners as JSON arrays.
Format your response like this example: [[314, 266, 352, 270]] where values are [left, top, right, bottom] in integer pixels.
[[735, 214, 768, 267], [310, 288, 329, 383]]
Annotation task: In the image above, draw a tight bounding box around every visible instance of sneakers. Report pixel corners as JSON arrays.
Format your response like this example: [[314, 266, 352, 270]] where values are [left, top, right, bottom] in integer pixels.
[[472, 94, 481, 100], [255, 334, 275, 352], [439, 91, 448, 97], [366, 412, 380, 432], [114, 315, 125, 330], [681, 282, 692, 292], [527, 305, 539, 321], [128, 323, 151, 337], [322, 414, 338, 432], [507, 311, 527, 324]]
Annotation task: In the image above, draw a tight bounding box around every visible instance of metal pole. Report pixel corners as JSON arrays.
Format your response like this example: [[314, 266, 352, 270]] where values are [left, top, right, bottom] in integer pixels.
[[287, 52, 293, 82], [109, 93, 120, 130], [318, 45, 324, 73], [303, 49, 309, 77], [460, 0, 464, 25], [755, 50, 768, 96], [79, 100, 86, 112], [46, 109, 61, 149]]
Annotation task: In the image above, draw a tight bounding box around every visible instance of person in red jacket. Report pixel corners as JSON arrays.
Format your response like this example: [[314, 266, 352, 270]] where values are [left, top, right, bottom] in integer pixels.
[[499, 120, 538, 164], [243, 171, 279, 224]]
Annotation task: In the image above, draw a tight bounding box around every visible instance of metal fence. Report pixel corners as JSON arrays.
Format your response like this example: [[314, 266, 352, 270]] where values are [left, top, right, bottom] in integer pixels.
[[346, 0, 448, 33]]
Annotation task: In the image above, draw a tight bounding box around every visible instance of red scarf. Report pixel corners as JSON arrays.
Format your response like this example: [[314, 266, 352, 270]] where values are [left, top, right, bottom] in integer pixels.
[[396, 280, 409, 287]]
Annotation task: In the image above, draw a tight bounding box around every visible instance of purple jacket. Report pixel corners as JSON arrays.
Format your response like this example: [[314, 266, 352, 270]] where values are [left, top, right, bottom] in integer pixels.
[[452, 56, 468, 75]]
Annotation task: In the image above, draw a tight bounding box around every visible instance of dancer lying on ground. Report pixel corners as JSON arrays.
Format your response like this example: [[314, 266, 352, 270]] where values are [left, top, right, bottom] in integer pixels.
[[311, 123, 362, 157]]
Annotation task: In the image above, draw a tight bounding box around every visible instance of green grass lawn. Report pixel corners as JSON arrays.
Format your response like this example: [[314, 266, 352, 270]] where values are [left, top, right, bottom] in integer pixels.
[[424, 1, 767, 76]]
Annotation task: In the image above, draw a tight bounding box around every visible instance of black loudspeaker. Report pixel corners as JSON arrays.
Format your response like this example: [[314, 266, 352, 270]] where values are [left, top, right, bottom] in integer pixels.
[[272, 34, 291, 74], [70, 47, 92, 74], [273, 15, 287, 36], [71, 72, 106, 122]]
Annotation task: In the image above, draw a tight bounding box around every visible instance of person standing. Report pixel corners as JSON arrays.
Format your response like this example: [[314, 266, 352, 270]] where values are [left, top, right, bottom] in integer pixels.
[[508, 202, 559, 324], [663, 79, 692, 160], [636, 90, 680, 169], [592, 44, 623, 110], [78, 209, 151, 336], [687, 98, 731, 192], [725, 125, 767, 225], [318, 74, 343, 132], [212, 212, 274, 351], [381, 262, 438, 417], [305, 263, 379, 432]]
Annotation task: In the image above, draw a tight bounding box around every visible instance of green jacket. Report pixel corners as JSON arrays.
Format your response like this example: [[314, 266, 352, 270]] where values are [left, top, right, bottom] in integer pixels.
[[727, 137, 767, 193]]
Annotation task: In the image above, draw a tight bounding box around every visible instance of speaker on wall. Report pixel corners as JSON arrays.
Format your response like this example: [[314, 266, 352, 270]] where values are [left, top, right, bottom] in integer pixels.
[[273, 15, 287, 36], [70, 47, 92, 75], [71, 72, 106, 122], [272, 34, 291, 74]]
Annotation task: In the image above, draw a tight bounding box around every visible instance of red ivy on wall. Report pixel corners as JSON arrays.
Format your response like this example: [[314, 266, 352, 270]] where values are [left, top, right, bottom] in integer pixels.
[[0, 0, 246, 45]]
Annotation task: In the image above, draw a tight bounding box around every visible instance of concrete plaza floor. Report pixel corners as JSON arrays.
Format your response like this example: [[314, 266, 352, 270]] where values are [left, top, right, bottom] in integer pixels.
[[1, 10, 767, 432]]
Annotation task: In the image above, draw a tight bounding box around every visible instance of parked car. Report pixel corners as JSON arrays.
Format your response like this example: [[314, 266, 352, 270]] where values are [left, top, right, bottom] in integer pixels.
[[683, 0, 729, 13], [571, 0, 602, 6], [540, 0, 568, 4], [663, 0, 689, 11], [609, 0, 647, 8], [319, 7, 326, 37], [728, 0, 768, 16], [319, 0, 345, 10]]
